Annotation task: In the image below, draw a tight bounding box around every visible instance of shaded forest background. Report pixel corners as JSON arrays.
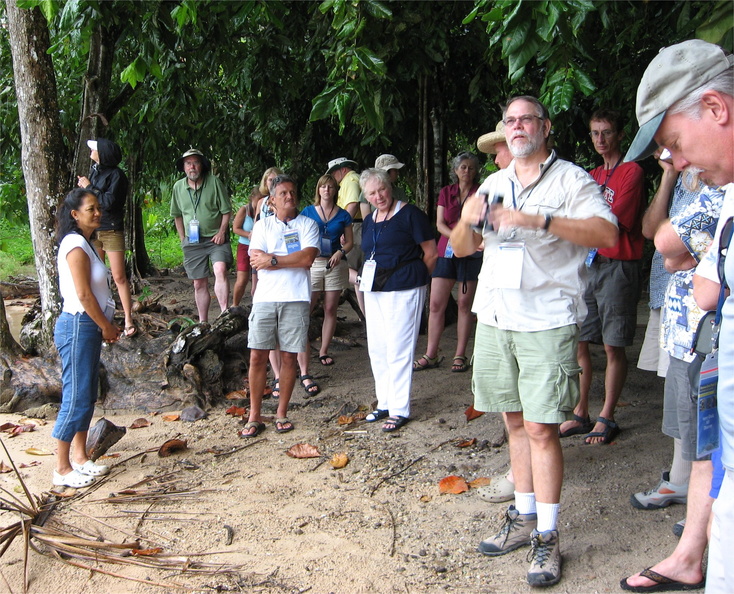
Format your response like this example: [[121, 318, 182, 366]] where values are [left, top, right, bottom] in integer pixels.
[[0, 0, 733, 353]]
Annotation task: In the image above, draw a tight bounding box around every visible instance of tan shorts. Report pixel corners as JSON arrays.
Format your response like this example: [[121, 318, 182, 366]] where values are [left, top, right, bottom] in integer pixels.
[[92, 230, 125, 252], [311, 258, 349, 292]]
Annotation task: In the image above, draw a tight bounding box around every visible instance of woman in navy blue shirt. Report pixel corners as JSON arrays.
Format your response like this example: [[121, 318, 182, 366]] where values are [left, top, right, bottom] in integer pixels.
[[360, 168, 437, 432], [297, 174, 354, 395]]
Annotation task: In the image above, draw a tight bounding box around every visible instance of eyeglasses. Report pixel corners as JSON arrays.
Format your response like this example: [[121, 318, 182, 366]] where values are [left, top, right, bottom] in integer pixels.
[[718, 216, 732, 288], [502, 114, 543, 127], [589, 130, 617, 139]]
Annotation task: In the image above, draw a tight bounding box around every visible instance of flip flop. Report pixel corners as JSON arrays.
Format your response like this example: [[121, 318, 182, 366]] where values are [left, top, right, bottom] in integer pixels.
[[275, 418, 294, 433], [559, 414, 594, 438], [271, 378, 280, 399], [319, 354, 335, 366], [620, 567, 705, 592], [239, 421, 265, 438], [124, 325, 138, 337]]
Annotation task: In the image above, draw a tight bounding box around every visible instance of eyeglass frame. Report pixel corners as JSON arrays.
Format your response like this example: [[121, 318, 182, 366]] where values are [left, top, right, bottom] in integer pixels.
[[502, 114, 544, 127], [589, 129, 619, 139]]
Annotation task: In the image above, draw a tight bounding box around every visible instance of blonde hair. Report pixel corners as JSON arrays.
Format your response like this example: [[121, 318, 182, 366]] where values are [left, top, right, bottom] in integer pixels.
[[313, 174, 338, 205], [259, 166, 283, 196]]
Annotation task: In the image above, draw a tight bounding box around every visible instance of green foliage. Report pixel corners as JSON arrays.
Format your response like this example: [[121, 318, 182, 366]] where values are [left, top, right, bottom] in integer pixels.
[[0, 221, 35, 280]]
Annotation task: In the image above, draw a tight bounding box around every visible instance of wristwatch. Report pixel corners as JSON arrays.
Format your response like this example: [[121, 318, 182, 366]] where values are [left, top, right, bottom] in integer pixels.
[[270, 256, 278, 267]]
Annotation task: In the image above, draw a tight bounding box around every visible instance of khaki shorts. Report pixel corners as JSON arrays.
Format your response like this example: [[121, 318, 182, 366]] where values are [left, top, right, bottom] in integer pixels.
[[182, 237, 232, 279], [472, 323, 581, 424], [311, 258, 349, 292], [247, 301, 310, 353], [92, 230, 125, 253]]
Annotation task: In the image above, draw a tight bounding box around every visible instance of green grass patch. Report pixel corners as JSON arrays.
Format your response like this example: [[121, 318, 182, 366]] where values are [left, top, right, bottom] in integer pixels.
[[0, 221, 36, 280]]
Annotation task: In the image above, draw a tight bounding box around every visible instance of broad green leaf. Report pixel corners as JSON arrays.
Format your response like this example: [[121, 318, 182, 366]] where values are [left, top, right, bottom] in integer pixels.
[[502, 19, 531, 56], [363, 0, 392, 20], [309, 85, 340, 122], [120, 56, 147, 89], [507, 34, 541, 82], [355, 47, 387, 76], [573, 67, 596, 96]]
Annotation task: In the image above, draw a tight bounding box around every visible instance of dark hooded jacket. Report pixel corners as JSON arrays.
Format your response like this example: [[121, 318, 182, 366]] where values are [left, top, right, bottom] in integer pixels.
[[87, 138, 129, 232]]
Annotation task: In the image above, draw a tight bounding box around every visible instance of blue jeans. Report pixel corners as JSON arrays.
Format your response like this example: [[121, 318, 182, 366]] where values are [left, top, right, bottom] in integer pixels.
[[52, 312, 102, 443]]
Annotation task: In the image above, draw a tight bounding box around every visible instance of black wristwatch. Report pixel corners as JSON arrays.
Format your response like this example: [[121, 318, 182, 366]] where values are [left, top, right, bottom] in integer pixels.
[[270, 256, 278, 267]]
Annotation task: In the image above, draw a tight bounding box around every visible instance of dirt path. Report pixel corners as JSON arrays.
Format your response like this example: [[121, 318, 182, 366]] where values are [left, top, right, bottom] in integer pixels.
[[0, 276, 693, 593]]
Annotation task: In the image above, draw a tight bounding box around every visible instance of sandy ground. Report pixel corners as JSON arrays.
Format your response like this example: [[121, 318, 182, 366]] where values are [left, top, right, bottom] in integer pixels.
[[0, 273, 700, 594]]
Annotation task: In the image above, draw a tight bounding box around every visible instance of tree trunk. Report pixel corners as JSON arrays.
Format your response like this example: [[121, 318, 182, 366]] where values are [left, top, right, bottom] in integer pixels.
[[6, 1, 68, 356]]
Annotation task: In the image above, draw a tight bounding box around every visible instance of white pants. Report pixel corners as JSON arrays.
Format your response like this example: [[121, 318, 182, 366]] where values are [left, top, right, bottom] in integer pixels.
[[364, 286, 426, 418], [706, 468, 734, 593]]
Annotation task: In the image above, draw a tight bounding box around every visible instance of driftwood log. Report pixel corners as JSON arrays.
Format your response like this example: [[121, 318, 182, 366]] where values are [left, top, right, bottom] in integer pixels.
[[0, 305, 251, 413]]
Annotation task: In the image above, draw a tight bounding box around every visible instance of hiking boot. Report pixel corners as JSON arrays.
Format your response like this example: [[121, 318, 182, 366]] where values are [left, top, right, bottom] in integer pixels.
[[527, 529, 562, 587], [478, 505, 537, 556], [630, 471, 688, 510]]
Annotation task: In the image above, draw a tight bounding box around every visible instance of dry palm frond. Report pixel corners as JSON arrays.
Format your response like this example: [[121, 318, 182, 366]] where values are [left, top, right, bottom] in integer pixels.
[[0, 438, 242, 592]]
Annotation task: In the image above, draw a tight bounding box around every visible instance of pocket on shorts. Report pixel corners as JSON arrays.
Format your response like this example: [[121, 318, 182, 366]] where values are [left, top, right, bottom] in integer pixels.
[[557, 362, 582, 413]]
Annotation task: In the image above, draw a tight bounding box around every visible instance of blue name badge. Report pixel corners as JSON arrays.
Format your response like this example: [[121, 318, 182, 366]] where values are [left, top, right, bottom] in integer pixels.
[[696, 351, 720, 459], [284, 229, 301, 254]]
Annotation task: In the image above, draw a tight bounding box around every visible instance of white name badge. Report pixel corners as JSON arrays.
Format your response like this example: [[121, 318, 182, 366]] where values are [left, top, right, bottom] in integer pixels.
[[284, 230, 301, 254], [496, 241, 524, 289], [188, 219, 200, 244], [360, 259, 377, 292]]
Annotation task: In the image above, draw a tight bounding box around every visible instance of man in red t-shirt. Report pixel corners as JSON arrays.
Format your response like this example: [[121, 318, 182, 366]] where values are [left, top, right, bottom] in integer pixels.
[[560, 109, 645, 445]]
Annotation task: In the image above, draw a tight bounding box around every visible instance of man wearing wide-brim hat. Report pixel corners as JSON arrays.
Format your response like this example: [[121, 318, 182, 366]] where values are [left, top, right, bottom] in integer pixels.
[[374, 154, 408, 202], [170, 148, 232, 323], [477, 121, 513, 170]]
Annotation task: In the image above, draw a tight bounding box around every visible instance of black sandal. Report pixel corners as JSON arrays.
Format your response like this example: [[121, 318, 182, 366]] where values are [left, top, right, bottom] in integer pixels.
[[382, 415, 410, 432], [366, 409, 389, 422], [300, 374, 321, 397]]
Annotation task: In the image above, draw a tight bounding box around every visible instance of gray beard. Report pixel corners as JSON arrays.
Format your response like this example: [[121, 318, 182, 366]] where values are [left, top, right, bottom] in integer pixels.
[[510, 135, 539, 158]]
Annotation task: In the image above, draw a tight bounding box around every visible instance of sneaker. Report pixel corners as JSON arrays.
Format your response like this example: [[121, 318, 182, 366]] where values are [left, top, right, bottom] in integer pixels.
[[630, 471, 688, 510], [478, 505, 537, 556], [527, 529, 562, 587], [673, 518, 685, 538]]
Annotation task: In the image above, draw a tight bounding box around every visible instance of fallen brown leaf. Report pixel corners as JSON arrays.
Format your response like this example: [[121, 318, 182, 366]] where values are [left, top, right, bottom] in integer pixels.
[[162, 414, 180, 422], [25, 447, 53, 456], [438, 475, 469, 494], [455, 438, 476, 448], [226, 390, 249, 400], [98, 453, 121, 459], [158, 438, 188, 457], [18, 417, 46, 426], [329, 452, 349, 469], [0, 422, 17, 431], [0, 461, 13, 473], [130, 418, 151, 429], [18, 461, 42, 469], [9, 424, 35, 437], [420, 494, 432, 502], [468, 477, 491, 488], [337, 415, 354, 425], [286, 443, 321, 459], [226, 405, 247, 417], [464, 406, 484, 421]]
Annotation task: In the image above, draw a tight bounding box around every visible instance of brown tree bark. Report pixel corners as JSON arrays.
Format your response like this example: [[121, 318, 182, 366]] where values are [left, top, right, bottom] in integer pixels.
[[6, 0, 68, 355]]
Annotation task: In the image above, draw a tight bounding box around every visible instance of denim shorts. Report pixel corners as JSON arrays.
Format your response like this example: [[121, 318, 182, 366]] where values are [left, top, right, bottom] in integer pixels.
[[472, 323, 581, 424], [52, 312, 102, 443], [247, 301, 310, 353]]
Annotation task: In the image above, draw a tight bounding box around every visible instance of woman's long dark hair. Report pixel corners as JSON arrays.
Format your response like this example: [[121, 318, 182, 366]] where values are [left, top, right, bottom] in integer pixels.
[[56, 188, 95, 245]]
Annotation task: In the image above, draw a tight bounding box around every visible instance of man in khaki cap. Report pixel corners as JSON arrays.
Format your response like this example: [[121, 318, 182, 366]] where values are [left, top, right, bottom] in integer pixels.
[[621, 39, 733, 594], [374, 154, 407, 202]]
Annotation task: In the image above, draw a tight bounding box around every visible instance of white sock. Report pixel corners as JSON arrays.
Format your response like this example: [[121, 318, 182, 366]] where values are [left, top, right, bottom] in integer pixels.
[[514, 492, 536, 515], [536, 502, 560, 533], [669, 438, 692, 486]]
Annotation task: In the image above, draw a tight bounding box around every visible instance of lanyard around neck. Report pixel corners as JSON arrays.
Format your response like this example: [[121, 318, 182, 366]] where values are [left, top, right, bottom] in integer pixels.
[[510, 153, 558, 209]]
